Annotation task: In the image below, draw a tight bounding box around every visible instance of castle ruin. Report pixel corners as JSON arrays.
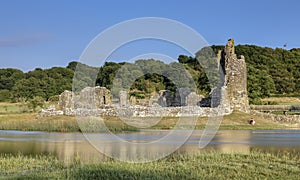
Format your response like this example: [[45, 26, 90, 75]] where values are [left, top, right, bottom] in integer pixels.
[[219, 38, 250, 113], [39, 38, 250, 117]]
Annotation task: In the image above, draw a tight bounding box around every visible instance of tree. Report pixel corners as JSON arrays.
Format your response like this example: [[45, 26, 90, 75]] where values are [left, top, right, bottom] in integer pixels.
[[0, 68, 24, 90], [27, 96, 45, 112], [96, 62, 121, 89], [12, 77, 46, 101], [0, 90, 11, 102], [26, 68, 48, 79], [66, 61, 78, 71], [234, 45, 300, 95]]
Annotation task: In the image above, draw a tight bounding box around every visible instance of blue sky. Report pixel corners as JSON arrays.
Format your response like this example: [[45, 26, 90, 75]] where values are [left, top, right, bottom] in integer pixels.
[[0, 0, 299, 71]]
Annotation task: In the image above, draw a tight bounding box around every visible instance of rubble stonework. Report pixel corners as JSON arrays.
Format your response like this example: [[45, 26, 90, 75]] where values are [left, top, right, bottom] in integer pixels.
[[38, 105, 63, 118], [157, 88, 193, 107], [119, 90, 128, 106], [58, 90, 74, 112], [148, 92, 159, 106], [76, 86, 112, 109], [186, 92, 204, 106], [94, 86, 112, 106], [220, 38, 250, 113], [174, 88, 191, 106], [57, 86, 111, 113], [158, 90, 172, 107]]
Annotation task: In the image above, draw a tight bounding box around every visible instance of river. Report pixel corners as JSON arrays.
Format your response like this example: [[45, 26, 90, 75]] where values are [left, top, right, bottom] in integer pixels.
[[0, 129, 300, 163]]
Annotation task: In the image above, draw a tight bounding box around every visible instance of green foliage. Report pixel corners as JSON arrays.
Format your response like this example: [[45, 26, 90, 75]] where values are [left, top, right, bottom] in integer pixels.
[[1, 66, 75, 101], [129, 91, 146, 99], [0, 90, 12, 102], [1, 44, 299, 104], [26, 96, 45, 112], [66, 61, 78, 71], [0, 68, 24, 90], [246, 65, 276, 104], [12, 77, 46, 101], [178, 54, 213, 95], [234, 45, 300, 95], [72, 62, 99, 92], [48, 95, 59, 102], [96, 62, 122, 89]]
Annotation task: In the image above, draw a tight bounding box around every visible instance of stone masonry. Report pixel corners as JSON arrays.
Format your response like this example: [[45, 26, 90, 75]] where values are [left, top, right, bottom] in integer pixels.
[[40, 38, 251, 118], [58, 90, 74, 112], [57, 86, 111, 114], [220, 38, 250, 113]]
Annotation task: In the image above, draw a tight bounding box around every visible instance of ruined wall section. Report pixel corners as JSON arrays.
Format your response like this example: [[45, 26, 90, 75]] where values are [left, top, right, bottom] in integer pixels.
[[40, 38, 251, 118], [221, 38, 250, 113], [56, 86, 112, 114]]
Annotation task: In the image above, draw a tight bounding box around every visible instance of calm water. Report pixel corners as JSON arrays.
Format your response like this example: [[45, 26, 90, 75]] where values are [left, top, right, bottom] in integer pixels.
[[0, 129, 300, 163]]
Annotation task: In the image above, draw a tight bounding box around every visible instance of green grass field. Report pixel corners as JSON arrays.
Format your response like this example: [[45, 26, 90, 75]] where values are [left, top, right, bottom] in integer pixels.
[[0, 102, 24, 114], [0, 150, 299, 179], [262, 97, 300, 106]]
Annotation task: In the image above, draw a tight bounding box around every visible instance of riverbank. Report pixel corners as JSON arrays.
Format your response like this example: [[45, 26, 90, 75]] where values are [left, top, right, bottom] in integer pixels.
[[0, 150, 299, 179], [0, 110, 294, 132], [0, 113, 138, 133]]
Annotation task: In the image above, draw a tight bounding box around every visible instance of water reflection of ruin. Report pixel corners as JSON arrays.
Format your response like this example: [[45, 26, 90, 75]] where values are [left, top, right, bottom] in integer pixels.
[[2, 130, 300, 164]]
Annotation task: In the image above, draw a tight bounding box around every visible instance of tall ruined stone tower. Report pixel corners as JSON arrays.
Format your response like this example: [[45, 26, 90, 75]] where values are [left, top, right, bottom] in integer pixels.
[[219, 38, 250, 113]]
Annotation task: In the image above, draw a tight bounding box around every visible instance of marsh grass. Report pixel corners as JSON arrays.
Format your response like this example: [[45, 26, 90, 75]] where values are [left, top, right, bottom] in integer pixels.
[[0, 113, 80, 132], [0, 113, 138, 133], [0, 102, 292, 132], [1, 150, 299, 179], [79, 116, 139, 133], [0, 153, 66, 179], [0, 110, 290, 133]]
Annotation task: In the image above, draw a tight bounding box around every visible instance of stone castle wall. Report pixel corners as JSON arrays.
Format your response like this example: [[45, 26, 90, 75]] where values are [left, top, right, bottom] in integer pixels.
[[61, 106, 229, 117], [221, 38, 250, 113], [39, 39, 254, 118], [251, 110, 300, 125]]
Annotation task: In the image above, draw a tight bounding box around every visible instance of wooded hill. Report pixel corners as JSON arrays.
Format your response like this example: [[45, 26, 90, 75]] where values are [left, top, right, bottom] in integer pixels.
[[0, 45, 299, 104]]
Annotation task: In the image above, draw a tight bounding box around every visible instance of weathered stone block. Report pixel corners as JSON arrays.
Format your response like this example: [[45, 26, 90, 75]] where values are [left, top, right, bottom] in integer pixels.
[[186, 92, 204, 106], [119, 90, 128, 106], [58, 90, 74, 111]]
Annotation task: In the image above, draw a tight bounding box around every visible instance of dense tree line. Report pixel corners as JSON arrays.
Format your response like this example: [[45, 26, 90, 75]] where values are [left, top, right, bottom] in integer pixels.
[[0, 66, 74, 102], [0, 45, 299, 104]]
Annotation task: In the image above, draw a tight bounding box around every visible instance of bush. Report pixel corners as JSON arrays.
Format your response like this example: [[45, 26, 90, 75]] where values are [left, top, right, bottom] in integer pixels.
[[249, 98, 262, 105], [129, 91, 146, 99], [48, 95, 59, 102], [27, 96, 45, 112], [0, 90, 11, 102], [262, 101, 279, 105]]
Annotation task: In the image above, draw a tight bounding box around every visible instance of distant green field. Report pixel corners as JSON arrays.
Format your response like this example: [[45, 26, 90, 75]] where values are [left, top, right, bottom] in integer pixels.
[[0, 103, 23, 113], [0, 102, 58, 114], [262, 96, 300, 106], [271, 94, 300, 98]]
